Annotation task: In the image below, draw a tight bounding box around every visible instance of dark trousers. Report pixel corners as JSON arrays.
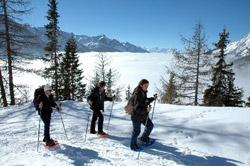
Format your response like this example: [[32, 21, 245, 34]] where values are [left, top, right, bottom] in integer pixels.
[[41, 113, 51, 140], [130, 118, 154, 146], [90, 109, 104, 132]]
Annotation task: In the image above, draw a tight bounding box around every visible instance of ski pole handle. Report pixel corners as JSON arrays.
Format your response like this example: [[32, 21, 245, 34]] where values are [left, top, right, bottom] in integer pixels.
[[56, 103, 62, 111]]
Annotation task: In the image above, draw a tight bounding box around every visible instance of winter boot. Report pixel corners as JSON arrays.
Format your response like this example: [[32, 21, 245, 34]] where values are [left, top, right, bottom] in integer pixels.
[[130, 144, 141, 151], [90, 130, 97, 134], [46, 139, 55, 146], [97, 131, 107, 135], [43, 138, 54, 142], [140, 137, 153, 144]]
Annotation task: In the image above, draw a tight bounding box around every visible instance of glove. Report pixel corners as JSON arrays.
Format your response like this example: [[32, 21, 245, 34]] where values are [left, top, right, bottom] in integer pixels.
[[56, 103, 62, 111]]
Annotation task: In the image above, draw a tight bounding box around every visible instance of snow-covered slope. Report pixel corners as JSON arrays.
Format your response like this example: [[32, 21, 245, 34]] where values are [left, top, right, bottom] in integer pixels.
[[225, 33, 250, 61], [0, 101, 249, 166]]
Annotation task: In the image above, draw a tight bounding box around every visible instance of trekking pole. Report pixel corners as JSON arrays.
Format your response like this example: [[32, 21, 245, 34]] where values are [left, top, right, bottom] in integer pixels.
[[85, 108, 91, 141], [37, 103, 42, 152], [106, 95, 115, 130], [151, 94, 157, 121], [57, 103, 68, 140]]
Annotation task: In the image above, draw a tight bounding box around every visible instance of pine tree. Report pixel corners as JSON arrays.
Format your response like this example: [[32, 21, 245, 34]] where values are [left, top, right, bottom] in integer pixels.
[[59, 35, 86, 101], [125, 85, 132, 101], [203, 28, 243, 106], [114, 87, 122, 101], [106, 68, 120, 97], [160, 72, 178, 104], [166, 21, 211, 105], [246, 96, 250, 107], [43, 0, 60, 100]]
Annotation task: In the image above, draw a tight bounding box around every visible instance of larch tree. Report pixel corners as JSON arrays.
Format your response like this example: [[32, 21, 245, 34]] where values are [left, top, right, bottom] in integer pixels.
[[0, 0, 34, 105], [166, 21, 211, 105]]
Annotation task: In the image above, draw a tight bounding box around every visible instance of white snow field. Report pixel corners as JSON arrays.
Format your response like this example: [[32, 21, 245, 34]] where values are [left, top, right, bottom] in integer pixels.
[[0, 101, 250, 166], [15, 52, 250, 103]]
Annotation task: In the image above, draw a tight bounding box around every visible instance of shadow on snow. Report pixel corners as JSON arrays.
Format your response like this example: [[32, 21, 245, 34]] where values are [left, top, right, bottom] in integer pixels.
[[108, 135, 243, 166], [56, 143, 110, 166]]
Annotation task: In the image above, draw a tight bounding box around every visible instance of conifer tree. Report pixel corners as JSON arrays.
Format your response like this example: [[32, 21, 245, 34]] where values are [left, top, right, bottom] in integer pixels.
[[125, 85, 132, 101], [59, 35, 85, 101], [203, 28, 243, 106], [43, 0, 60, 100], [106, 68, 120, 97], [246, 96, 250, 107], [160, 72, 178, 104]]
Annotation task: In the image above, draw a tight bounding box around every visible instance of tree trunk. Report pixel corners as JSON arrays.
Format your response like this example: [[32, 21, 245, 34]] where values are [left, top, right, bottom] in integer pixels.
[[54, 51, 58, 100], [0, 68, 8, 107], [194, 40, 201, 106], [3, 0, 15, 105]]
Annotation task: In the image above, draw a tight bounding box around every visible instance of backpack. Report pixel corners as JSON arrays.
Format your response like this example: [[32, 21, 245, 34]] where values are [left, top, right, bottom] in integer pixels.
[[124, 95, 134, 115], [33, 88, 44, 104]]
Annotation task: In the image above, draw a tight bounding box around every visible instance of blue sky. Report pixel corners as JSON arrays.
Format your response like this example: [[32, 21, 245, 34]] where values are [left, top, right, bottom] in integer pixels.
[[23, 0, 250, 49]]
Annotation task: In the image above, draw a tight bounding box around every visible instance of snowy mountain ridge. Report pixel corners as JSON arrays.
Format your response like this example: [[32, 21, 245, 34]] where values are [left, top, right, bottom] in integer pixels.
[[27, 26, 148, 55], [226, 32, 250, 60]]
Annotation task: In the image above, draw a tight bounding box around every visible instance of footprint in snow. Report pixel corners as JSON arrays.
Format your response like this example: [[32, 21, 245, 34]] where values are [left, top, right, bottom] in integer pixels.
[[173, 138, 178, 145]]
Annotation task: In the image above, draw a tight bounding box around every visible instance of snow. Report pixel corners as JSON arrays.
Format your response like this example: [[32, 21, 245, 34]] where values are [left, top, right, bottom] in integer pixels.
[[0, 101, 250, 166], [13, 52, 249, 102], [1, 51, 250, 165]]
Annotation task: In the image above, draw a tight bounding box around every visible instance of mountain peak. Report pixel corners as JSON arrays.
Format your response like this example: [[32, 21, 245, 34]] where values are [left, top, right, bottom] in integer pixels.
[[17, 26, 149, 56]]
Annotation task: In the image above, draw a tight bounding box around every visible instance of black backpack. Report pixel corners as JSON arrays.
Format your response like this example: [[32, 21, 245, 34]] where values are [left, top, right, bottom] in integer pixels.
[[33, 88, 44, 104]]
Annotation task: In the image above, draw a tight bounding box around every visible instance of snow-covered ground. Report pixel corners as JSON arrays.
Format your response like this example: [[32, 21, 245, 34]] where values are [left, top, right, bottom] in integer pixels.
[[0, 101, 250, 166]]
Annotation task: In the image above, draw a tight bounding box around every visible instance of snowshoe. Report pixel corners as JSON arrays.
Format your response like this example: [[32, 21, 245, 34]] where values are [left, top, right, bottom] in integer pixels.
[[43, 140, 59, 148], [96, 131, 108, 137], [140, 137, 156, 146]]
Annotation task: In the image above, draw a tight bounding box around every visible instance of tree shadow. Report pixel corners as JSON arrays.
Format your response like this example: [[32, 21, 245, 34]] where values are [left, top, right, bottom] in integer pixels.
[[107, 135, 243, 166], [146, 141, 243, 166], [56, 143, 110, 166]]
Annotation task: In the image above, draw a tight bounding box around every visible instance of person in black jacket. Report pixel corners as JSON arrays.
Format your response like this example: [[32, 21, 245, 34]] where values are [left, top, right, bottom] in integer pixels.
[[130, 79, 157, 151], [35, 85, 62, 146], [87, 81, 114, 135]]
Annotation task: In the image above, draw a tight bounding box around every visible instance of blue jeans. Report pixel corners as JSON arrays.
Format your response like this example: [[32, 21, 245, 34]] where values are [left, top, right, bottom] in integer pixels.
[[130, 118, 154, 146], [41, 113, 51, 140]]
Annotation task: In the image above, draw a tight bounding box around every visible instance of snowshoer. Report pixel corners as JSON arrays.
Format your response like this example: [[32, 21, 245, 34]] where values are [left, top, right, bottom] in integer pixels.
[[87, 81, 114, 136], [35, 84, 62, 146], [130, 79, 157, 151]]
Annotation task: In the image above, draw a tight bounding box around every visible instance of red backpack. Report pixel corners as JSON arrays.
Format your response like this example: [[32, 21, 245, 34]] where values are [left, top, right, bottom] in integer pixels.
[[33, 88, 44, 104]]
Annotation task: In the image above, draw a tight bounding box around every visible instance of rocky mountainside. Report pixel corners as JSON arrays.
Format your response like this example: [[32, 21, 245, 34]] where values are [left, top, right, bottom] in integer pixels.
[[28, 26, 148, 56]]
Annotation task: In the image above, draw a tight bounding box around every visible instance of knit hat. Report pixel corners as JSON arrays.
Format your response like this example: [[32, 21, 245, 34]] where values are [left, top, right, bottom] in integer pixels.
[[44, 84, 52, 91]]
